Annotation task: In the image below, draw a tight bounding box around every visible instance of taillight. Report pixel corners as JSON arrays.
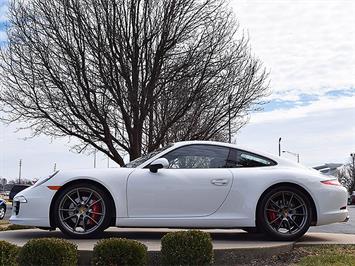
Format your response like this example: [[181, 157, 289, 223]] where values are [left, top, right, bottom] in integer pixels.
[[321, 179, 341, 186]]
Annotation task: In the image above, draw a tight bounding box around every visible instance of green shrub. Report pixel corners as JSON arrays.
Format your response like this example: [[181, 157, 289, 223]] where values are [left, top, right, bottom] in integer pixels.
[[0, 240, 20, 266], [92, 238, 147, 266], [161, 230, 213, 266], [17, 238, 77, 266]]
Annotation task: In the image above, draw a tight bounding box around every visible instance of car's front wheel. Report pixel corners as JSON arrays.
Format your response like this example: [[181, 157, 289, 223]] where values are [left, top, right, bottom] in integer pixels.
[[0, 206, 5, 220], [257, 186, 312, 241], [54, 183, 111, 238]]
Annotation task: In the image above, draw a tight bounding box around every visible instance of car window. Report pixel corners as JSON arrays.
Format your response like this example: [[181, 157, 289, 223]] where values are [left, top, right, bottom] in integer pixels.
[[124, 144, 173, 168], [228, 149, 276, 167], [162, 144, 230, 169]]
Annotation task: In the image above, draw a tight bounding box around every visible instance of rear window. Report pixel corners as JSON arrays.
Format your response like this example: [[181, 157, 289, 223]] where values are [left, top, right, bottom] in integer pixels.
[[228, 149, 276, 168]]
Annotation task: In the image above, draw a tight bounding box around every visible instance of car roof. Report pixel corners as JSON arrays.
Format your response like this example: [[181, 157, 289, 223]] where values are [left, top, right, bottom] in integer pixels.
[[172, 140, 274, 158]]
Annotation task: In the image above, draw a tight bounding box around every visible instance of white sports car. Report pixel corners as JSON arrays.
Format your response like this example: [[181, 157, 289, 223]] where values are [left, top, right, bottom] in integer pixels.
[[11, 141, 349, 240]]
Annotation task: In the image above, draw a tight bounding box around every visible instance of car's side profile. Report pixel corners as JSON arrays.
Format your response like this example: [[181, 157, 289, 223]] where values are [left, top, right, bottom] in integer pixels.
[[10, 141, 348, 240]]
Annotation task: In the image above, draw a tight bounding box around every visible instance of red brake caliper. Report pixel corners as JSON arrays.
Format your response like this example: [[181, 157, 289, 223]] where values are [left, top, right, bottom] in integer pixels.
[[267, 210, 277, 222], [88, 199, 101, 225]]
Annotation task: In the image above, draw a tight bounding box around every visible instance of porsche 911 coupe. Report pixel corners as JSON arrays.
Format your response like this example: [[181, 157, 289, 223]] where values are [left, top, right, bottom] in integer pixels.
[[10, 141, 348, 240]]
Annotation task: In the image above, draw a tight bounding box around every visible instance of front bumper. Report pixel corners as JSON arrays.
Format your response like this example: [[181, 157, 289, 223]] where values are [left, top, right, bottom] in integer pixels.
[[10, 185, 55, 227]]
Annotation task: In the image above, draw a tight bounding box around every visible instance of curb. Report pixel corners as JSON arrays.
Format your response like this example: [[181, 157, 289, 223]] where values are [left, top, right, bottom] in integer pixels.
[[76, 243, 295, 266], [2, 229, 355, 265]]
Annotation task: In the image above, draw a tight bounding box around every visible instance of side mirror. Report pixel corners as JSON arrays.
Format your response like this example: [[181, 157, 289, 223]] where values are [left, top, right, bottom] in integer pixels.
[[149, 158, 169, 173]]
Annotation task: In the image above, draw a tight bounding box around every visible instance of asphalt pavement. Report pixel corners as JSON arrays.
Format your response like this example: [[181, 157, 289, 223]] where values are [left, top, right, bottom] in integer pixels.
[[309, 205, 355, 234], [3, 205, 355, 234]]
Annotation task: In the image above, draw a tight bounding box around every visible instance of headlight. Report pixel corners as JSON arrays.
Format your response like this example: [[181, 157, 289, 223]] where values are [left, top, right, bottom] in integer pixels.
[[14, 195, 27, 203], [33, 170, 60, 188]]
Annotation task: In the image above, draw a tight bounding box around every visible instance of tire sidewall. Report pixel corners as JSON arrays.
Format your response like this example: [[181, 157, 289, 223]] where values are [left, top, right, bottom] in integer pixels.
[[0, 206, 5, 219], [54, 183, 111, 238], [257, 186, 312, 241]]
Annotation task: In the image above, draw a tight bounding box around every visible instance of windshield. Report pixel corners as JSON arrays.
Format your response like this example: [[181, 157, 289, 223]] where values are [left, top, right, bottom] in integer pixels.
[[123, 144, 173, 168]]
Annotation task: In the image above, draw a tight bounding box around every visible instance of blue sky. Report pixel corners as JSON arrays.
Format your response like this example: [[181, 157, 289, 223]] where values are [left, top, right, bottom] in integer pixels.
[[0, 0, 355, 180]]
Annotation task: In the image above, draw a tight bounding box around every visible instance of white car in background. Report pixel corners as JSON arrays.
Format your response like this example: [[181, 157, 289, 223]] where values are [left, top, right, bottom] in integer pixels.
[[10, 141, 348, 240]]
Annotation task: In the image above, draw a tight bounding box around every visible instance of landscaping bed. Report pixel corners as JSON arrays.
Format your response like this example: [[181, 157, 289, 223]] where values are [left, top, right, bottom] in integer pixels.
[[235, 245, 355, 266], [0, 221, 34, 231]]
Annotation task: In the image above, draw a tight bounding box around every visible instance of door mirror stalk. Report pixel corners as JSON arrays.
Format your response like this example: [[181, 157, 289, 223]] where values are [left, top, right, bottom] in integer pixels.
[[149, 158, 169, 173]]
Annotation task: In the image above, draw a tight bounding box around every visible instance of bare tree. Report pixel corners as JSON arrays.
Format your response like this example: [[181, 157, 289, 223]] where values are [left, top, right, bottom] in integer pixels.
[[337, 157, 355, 193], [0, 0, 268, 165]]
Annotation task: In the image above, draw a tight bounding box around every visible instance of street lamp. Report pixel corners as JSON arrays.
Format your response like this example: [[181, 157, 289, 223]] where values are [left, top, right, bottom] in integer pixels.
[[283, 150, 300, 163], [18, 159, 22, 184], [351, 153, 355, 180], [278, 137, 282, 156]]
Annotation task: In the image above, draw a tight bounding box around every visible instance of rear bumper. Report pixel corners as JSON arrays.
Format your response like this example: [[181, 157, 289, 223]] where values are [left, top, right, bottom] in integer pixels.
[[316, 209, 349, 225], [315, 184, 349, 226]]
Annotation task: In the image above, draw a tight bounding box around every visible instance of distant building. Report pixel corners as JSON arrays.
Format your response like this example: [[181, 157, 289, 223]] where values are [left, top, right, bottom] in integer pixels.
[[313, 163, 343, 176]]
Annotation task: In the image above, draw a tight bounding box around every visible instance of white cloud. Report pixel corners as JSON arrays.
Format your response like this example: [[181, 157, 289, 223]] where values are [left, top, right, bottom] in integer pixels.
[[232, 0, 355, 167], [0, 0, 8, 23], [0, 124, 118, 180], [236, 95, 355, 166], [250, 94, 355, 123], [232, 0, 355, 98], [0, 0, 354, 179], [0, 30, 7, 42]]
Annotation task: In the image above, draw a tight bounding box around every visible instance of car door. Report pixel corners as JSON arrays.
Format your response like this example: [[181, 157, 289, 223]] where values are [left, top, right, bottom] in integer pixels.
[[127, 144, 233, 218]]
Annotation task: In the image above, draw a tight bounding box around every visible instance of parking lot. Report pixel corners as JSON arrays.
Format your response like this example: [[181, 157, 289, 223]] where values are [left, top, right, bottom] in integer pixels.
[[3, 204, 355, 234]]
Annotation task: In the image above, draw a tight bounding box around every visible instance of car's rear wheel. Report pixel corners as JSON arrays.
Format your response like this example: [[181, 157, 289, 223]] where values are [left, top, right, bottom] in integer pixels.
[[257, 186, 312, 241], [0, 206, 5, 220], [54, 183, 111, 238]]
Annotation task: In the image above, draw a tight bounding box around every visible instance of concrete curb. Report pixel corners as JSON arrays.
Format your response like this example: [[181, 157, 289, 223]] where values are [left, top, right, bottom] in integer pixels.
[[0, 228, 296, 265], [2, 229, 355, 265], [76, 244, 295, 266]]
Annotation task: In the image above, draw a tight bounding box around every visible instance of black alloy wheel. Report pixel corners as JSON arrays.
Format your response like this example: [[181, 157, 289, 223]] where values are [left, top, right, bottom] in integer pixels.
[[54, 183, 112, 238], [257, 186, 312, 241]]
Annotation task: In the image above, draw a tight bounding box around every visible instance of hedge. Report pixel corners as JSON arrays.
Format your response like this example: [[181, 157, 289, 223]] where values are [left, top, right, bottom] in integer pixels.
[[17, 238, 77, 266], [92, 238, 147, 266], [0, 240, 20, 266], [161, 230, 213, 265]]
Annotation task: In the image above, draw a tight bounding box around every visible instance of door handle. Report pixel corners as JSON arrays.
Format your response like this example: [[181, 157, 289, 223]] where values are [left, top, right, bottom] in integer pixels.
[[211, 179, 229, 186]]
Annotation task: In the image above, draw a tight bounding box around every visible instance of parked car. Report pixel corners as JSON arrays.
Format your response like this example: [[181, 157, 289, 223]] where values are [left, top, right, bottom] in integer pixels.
[[349, 191, 355, 205], [9, 184, 31, 201], [0, 198, 6, 220], [10, 141, 348, 241]]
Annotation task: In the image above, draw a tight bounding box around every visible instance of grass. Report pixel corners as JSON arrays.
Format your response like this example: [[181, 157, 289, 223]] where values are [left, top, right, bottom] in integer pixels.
[[0, 224, 34, 231], [236, 245, 355, 266], [0, 220, 9, 225], [297, 245, 355, 266]]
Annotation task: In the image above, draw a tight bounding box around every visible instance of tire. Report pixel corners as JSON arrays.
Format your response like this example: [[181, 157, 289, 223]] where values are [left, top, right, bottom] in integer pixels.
[[53, 183, 112, 238], [0, 206, 5, 220], [257, 186, 312, 241]]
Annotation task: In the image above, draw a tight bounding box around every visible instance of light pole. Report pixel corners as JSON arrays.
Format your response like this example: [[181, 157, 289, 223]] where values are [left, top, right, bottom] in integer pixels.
[[351, 153, 355, 181], [18, 159, 22, 184], [278, 137, 282, 156], [283, 150, 300, 163]]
